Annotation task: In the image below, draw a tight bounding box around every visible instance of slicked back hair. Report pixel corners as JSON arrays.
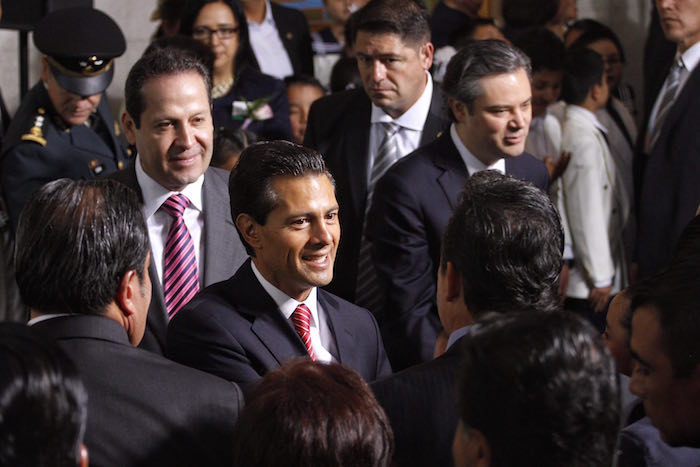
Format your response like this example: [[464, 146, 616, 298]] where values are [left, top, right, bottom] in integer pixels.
[[442, 40, 531, 116], [440, 171, 563, 317], [15, 179, 150, 315]]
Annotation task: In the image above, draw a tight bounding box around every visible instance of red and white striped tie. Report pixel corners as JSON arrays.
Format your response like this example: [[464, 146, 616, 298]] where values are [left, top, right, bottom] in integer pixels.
[[161, 194, 199, 319], [292, 303, 315, 360]]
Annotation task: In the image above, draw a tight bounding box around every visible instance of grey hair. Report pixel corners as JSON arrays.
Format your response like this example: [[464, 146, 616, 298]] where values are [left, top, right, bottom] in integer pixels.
[[442, 40, 532, 117]]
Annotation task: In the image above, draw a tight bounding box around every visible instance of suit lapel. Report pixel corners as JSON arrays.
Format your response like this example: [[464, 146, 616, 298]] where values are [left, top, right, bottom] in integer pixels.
[[420, 86, 449, 146], [201, 169, 237, 285], [318, 290, 355, 364], [342, 96, 372, 221], [234, 262, 310, 364], [433, 134, 469, 210], [654, 65, 700, 155]]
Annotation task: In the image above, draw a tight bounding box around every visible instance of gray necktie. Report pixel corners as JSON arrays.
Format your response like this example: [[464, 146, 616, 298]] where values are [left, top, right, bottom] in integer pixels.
[[647, 60, 684, 153], [356, 122, 401, 314]]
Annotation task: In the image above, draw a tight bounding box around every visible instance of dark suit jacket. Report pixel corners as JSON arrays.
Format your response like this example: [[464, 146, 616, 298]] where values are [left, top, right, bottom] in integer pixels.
[[33, 315, 243, 467], [111, 163, 247, 354], [636, 60, 700, 279], [270, 2, 314, 76], [616, 417, 700, 467], [1, 82, 129, 230], [371, 333, 465, 467], [367, 131, 549, 369], [167, 260, 392, 392], [304, 86, 450, 303]]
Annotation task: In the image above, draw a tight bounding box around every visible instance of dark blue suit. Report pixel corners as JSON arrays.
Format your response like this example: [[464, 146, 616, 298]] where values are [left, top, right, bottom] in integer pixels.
[[1, 82, 129, 230], [371, 333, 465, 467], [304, 86, 450, 304], [367, 131, 549, 369], [617, 417, 700, 467], [166, 260, 392, 392], [636, 60, 700, 278]]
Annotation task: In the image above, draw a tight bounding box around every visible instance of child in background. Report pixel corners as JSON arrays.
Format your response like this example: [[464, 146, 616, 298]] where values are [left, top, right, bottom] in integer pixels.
[[560, 47, 628, 332]]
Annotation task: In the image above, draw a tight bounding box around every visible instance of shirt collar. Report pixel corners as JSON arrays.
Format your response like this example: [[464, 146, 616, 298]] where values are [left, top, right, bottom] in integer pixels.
[[449, 123, 506, 175], [135, 154, 204, 220], [679, 41, 700, 74], [566, 105, 608, 134], [262, 0, 275, 24], [446, 324, 472, 350], [370, 71, 433, 131], [250, 261, 320, 324]]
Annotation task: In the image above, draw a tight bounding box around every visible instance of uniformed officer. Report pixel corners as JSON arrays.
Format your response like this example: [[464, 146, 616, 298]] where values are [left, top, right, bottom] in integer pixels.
[[0, 7, 131, 230]]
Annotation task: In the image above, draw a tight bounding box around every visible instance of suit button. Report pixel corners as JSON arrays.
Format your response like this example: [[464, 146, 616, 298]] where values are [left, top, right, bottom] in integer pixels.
[[603, 184, 608, 190]]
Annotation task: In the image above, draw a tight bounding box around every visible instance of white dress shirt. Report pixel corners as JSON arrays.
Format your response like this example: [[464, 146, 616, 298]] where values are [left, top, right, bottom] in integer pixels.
[[450, 123, 505, 176], [251, 261, 337, 363], [247, 0, 294, 79], [367, 71, 433, 182], [135, 155, 205, 286]]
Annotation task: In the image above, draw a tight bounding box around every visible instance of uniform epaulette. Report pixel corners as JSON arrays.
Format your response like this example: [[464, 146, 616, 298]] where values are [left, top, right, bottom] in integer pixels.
[[20, 107, 47, 147]]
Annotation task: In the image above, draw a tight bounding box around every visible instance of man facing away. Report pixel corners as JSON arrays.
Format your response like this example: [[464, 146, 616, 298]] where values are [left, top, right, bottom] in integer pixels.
[[304, 0, 450, 309], [371, 170, 561, 466], [17, 179, 243, 467], [113, 47, 247, 354], [167, 141, 391, 393]]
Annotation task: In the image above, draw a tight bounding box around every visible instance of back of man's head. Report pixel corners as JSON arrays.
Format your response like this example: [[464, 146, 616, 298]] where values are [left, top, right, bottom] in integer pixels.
[[513, 27, 566, 73], [348, 0, 430, 47], [229, 141, 333, 256], [0, 323, 88, 467], [442, 40, 531, 116], [125, 46, 212, 128], [15, 179, 150, 316], [454, 312, 620, 467], [561, 47, 605, 106], [440, 171, 563, 317]]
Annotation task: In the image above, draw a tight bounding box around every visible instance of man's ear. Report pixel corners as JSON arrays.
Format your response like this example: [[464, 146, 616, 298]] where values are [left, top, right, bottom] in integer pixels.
[[236, 213, 262, 250], [419, 41, 435, 70], [445, 261, 462, 303], [122, 111, 137, 145], [471, 429, 492, 467], [41, 56, 50, 83], [79, 444, 89, 467], [448, 97, 469, 123], [115, 269, 140, 318], [591, 81, 605, 104]]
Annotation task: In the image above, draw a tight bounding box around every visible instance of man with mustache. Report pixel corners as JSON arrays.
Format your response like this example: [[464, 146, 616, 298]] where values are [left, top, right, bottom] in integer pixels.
[[114, 46, 247, 354], [1, 7, 130, 230]]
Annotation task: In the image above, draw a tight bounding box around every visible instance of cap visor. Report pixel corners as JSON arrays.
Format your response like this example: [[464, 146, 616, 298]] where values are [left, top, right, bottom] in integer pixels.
[[51, 64, 114, 97]]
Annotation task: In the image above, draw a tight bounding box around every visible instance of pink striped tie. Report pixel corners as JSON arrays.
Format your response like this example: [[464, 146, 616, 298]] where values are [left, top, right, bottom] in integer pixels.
[[292, 304, 315, 360], [161, 194, 199, 319]]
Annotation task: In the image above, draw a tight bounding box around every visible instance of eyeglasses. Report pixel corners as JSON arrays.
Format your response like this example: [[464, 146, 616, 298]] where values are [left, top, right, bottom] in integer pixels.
[[192, 25, 239, 40]]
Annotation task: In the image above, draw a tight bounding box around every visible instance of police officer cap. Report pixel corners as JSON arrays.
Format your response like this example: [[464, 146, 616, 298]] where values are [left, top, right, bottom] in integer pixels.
[[34, 7, 126, 97]]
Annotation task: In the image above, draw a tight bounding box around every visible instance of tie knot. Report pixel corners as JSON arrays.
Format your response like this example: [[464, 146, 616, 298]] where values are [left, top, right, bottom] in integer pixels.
[[382, 121, 400, 136], [161, 194, 190, 218], [292, 303, 312, 331]]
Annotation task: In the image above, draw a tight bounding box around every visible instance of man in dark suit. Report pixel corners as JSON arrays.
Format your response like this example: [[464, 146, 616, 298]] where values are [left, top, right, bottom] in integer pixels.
[[368, 41, 549, 369], [240, 0, 314, 78], [1, 7, 130, 230], [371, 170, 563, 466], [167, 141, 392, 392], [304, 0, 450, 309], [16, 179, 243, 467], [114, 47, 247, 354], [636, 0, 700, 279]]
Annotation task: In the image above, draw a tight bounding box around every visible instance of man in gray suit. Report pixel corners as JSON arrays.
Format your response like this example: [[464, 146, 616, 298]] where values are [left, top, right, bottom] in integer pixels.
[[114, 47, 247, 354]]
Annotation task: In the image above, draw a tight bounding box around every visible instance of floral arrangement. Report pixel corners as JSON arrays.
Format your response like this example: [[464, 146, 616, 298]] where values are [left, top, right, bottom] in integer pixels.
[[231, 96, 274, 129]]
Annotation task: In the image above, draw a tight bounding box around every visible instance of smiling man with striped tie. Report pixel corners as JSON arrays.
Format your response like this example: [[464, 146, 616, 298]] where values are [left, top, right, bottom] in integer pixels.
[[114, 47, 248, 355], [166, 140, 392, 392]]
